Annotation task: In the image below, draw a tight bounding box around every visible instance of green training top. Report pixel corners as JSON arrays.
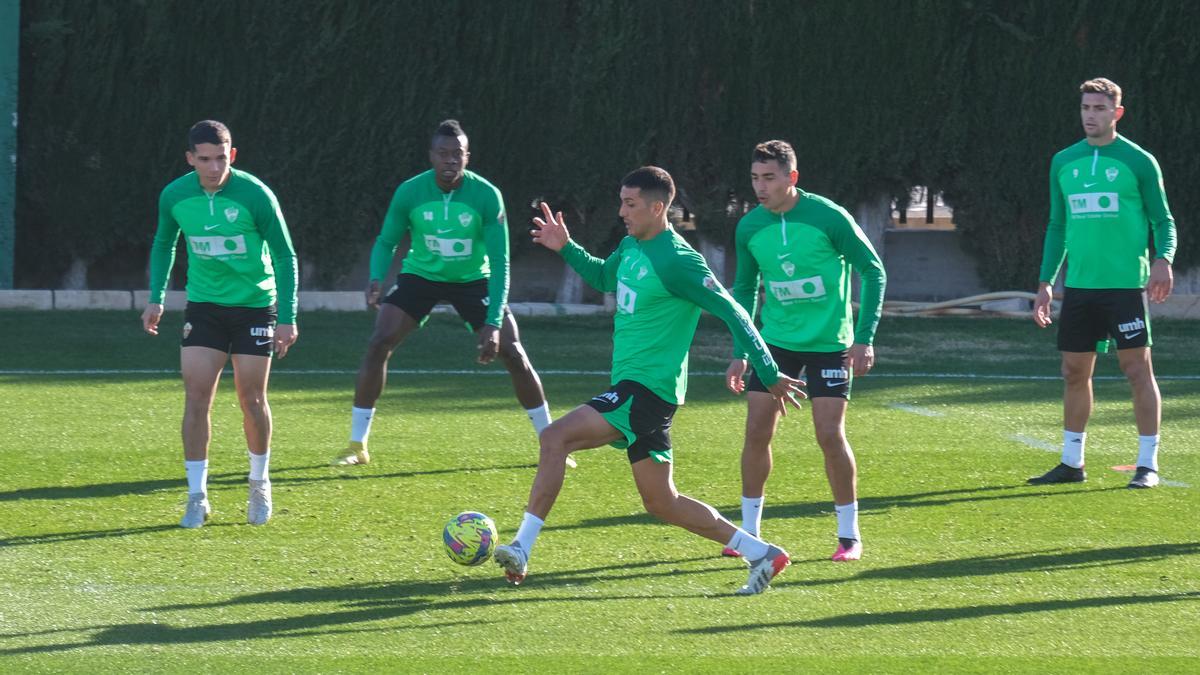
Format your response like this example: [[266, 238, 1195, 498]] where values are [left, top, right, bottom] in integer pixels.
[[731, 191, 886, 353], [1039, 134, 1176, 289], [561, 227, 780, 405], [369, 169, 510, 327], [148, 168, 298, 324]]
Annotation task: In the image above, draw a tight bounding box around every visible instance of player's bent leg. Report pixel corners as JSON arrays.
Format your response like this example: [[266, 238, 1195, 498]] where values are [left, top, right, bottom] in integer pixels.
[[179, 346, 226, 527], [231, 354, 272, 452], [722, 392, 781, 557], [498, 406, 620, 586], [497, 310, 547, 410], [337, 305, 421, 465]]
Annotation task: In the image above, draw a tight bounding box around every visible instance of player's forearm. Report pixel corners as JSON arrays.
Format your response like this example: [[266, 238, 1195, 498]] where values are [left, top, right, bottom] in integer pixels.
[[854, 266, 886, 346], [483, 225, 510, 326], [147, 228, 179, 303], [1037, 223, 1067, 285], [560, 240, 616, 292], [1153, 219, 1177, 263], [368, 238, 400, 283]]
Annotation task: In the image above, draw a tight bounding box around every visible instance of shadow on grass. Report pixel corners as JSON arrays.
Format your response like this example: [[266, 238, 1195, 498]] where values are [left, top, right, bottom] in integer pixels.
[[0, 462, 537, 503], [0, 556, 721, 656], [553, 484, 1113, 532], [679, 590, 1200, 632], [779, 542, 1200, 589]]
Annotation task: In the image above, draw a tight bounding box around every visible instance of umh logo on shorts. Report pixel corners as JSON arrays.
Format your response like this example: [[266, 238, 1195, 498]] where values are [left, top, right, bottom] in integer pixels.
[[250, 326, 274, 337]]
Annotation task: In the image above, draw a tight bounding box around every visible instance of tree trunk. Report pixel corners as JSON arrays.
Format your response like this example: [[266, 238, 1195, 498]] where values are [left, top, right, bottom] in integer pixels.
[[61, 256, 88, 289], [853, 193, 891, 301], [555, 263, 583, 304]]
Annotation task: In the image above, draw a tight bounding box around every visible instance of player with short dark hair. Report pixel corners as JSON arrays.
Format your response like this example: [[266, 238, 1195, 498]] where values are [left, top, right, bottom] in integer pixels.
[[142, 119, 298, 528], [1031, 78, 1177, 488], [335, 120, 555, 465], [724, 140, 886, 562], [492, 166, 806, 595]]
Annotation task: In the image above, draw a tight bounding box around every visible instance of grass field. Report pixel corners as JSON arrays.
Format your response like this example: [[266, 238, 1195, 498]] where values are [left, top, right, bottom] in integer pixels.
[[1, 310, 1198, 672]]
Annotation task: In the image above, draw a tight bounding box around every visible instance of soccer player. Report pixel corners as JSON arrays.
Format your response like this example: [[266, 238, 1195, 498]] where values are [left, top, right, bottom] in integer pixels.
[[723, 140, 886, 563], [1032, 78, 1177, 489], [141, 120, 298, 528], [335, 120, 556, 466], [493, 167, 806, 595]]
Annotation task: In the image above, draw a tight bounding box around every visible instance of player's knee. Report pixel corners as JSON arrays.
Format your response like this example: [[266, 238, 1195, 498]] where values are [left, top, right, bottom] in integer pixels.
[[814, 426, 846, 452], [237, 389, 268, 412], [366, 332, 400, 360], [640, 491, 675, 521], [1061, 362, 1090, 384], [1119, 359, 1152, 384]]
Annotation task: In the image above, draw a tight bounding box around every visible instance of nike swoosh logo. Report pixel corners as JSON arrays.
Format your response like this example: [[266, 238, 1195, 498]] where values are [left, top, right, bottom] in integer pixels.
[[1123, 331, 1142, 340], [826, 380, 848, 387], [1083, 182, 1097, 187], [436, 228, 454, 234], [204, 224, 221, 231], [777, 252, 791, 259], [255, 339, 272, 346]]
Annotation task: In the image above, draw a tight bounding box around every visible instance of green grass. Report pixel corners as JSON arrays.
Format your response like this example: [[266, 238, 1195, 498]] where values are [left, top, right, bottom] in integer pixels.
[[1, 311, 1198, 672]]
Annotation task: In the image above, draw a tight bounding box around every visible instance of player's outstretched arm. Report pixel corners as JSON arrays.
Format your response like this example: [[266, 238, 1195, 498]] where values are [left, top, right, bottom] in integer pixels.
[[531, 202, 570, 252], [141, 303, 164, 336], [1033, 282, 1054, 328]]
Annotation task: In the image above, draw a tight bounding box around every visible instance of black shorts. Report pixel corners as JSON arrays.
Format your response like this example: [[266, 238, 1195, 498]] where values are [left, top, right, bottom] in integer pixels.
[[585, 380, 678, 464], [746, 345, 851, 399], [182, 302, 277, 356], [382, 273, 493, 331], [1057, 288, 1152, 352]]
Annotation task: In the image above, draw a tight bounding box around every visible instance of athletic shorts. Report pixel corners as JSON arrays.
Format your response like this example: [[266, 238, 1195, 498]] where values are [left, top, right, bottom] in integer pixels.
[[746, 345, 851, 399], [383, 273, 494, 331], [585, 380, 678, 464], [181, 302, 277, 356], [1057, 288, 1152, 352]]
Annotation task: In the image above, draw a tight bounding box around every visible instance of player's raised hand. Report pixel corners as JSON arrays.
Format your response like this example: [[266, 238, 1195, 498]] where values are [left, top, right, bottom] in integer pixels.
[[1147, 258, 1174, 304], [274, 324, 298, 359], [365, 280, 383, 310], [848, 343, 875, 377], [725, 358, 748, 394], [767, 373, 807, 416], [531, 202, 569, 252], [477, 325, 500, 364], [142, 303, 164, 336], [1032, 283, 1054, 328]]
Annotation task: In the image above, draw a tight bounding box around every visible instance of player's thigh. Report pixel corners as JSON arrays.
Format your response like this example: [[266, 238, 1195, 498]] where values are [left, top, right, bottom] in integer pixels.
[[379, 274, 439, 334], [810, 397, 849, 440], [630, 454, 677, 502], [370, 302, 423, 349], [181, 346, 228, 402], [1057, 288, 1107, 353], [230, 353, 272, 400], [745, 391, 782, 441], [542, 405, 624, 452], [1060, 350, 1097, 381], [1115, 346, 1154, 380]]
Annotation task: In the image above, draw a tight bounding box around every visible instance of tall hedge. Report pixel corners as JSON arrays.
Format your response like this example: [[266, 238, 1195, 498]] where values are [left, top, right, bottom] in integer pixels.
[[16, 0, 1197, 290]]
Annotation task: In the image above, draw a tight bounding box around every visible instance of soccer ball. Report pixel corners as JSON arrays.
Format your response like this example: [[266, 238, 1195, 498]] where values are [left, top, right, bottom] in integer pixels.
[[443, 511, 498, 566]]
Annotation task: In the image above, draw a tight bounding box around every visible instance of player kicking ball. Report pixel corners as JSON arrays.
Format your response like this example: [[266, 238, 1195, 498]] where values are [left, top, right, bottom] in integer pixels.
[[493, 167, 805, 595]]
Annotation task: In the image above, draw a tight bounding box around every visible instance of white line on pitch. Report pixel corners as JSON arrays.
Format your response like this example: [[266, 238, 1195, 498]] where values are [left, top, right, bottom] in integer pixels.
[[1008, 434, 1059, 452], [886, 403, 945, 417]]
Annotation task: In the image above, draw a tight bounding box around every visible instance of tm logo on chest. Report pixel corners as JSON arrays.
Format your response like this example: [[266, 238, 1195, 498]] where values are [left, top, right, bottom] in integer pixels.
[[616, 281, 638, 315]]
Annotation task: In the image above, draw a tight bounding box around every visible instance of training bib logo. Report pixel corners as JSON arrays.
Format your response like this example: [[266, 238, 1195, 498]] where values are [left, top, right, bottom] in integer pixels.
[[188, 234, 247, 257], [768, 275, 826, 303], [423, 235, 473, 259], [616, 281, 638, 315], [224, 207, 239, 223], [1068, 192, 1120, 216]]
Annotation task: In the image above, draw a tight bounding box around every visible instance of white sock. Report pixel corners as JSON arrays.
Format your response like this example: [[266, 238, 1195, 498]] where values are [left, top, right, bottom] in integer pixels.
[[1137, 434, 1160, 472], [526, 403, 552, 436], [514, 511, 545, 555], [185, 459, 209, 495], [726, 528, 769, 561], [1061, 430, 1086, 468], [249, 449, 270, 481], [350, 406, 375, 443], [835, 501, 860, 541], [740, 496, 764, 537]]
